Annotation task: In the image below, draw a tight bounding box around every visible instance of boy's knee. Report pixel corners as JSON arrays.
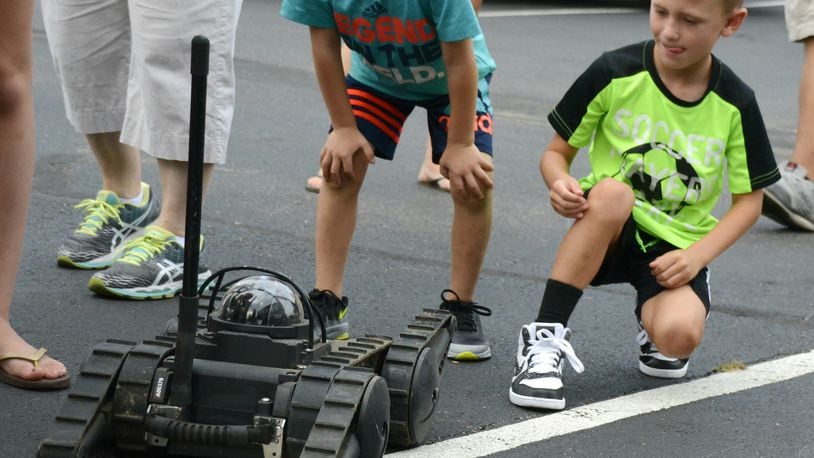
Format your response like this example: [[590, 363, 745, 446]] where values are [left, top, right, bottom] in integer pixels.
[[0, 68, 28, 116], [649, 323, 702, 358], [451, 186, 492, 211], [586, 178, 634, 222]]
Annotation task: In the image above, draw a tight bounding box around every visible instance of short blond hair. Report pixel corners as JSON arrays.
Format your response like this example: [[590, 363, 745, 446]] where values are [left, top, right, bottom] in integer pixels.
[[723, 0, 744, 12]]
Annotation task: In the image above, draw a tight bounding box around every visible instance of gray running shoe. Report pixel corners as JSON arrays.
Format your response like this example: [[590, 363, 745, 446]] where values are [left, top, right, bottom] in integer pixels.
[[308, 289, 350, 340], [762, 160, 814, 231], [88, 225, 210, 300], [439, 289, 492, 361], [57, 183, 160, 269]]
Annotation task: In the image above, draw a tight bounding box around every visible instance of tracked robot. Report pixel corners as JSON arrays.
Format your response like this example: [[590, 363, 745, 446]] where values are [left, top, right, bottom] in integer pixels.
[[37, 36, 454, 458]]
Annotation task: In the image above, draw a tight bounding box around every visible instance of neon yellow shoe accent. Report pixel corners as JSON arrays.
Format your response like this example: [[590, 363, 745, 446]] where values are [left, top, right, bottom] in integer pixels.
[[118, 226, 176, 266], [57, 255, 102, 270], [338, 307, 348, 320], [134, 182, 152, 208], [73, 192, 123, 237], [452, 351, 482, 361], [335, 332, 350, 340], [87, 277, 146, 300]]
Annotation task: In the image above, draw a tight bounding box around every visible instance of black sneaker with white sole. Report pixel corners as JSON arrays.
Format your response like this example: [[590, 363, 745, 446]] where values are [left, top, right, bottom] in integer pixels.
[[510, 322, 584, 410], [308, 289, 350, 340], [637, 325, 689, 379], [439, 289, 492, 361]]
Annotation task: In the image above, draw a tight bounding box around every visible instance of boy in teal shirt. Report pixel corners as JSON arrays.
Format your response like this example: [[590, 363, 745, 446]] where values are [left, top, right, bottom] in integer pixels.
[[510, 0, 780, 410], [281, 0, 497, 360]]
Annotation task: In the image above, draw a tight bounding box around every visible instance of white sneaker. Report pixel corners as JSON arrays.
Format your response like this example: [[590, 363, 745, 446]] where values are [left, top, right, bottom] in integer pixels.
[[762, 160, 814, 231]]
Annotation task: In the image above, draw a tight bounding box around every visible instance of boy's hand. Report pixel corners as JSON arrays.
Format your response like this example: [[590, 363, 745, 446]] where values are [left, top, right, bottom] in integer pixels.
[[649, 249, 703, 289], [439, 143, 494, 199], [320, 127, 375, 188], [549, 176, 588, 218]]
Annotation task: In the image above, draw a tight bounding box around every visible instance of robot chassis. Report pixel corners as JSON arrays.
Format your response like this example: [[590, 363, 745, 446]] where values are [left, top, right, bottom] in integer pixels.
[[37, 36, 455, 458]]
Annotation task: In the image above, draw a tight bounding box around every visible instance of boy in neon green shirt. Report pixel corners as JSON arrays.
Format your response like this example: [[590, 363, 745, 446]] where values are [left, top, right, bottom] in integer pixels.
[[510, 0, 779, 410]]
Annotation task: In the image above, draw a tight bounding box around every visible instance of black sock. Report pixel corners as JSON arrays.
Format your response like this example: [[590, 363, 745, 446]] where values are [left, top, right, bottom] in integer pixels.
[[535, 279, 583, 327]]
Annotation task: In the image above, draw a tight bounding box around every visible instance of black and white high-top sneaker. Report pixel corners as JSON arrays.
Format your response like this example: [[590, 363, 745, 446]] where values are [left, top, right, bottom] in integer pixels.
[[637, 324, 689, 379], [510, 322, 584, 410]]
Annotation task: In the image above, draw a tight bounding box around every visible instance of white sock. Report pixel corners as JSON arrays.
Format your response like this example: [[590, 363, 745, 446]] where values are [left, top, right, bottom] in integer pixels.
[[120, 185, 145, 205], [174, 235, 186, 247]]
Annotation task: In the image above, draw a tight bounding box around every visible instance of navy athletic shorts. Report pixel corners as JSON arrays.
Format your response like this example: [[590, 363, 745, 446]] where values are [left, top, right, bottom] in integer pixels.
[[339, 75, 494, 163]]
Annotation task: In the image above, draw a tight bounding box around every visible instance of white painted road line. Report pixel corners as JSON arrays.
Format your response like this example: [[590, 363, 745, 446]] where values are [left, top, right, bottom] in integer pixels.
[[478, 1, 784, 19], [387, 348, 814, 457]]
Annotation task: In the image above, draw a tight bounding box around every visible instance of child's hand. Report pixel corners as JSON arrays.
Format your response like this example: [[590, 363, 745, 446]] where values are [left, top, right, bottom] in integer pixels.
[[439, 144, 494, 199], [320, 127, 375, 188], [649, 249, 703, 289], [549, 177, 588, 218]]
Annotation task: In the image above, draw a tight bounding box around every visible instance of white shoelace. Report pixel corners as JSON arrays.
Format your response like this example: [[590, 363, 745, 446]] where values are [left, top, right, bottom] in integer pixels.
[[526, 326, 585, 375]]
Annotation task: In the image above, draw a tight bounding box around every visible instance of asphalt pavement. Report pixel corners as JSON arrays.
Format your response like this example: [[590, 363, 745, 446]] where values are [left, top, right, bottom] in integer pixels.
[[2, 1, 812, 457]]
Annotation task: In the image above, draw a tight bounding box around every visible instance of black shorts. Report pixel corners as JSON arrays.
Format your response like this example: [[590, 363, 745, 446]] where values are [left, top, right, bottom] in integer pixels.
[[590, 215, 711, 319]]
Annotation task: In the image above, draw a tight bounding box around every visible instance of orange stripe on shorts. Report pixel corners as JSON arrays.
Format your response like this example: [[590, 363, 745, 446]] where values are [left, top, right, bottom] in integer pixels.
[[347, 88, 406, 122], [350, 99, 403, 132], [353, 109, 401, 143]]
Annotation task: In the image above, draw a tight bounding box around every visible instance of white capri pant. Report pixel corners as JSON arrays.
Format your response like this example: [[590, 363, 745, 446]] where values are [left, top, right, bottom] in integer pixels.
[[786, 0, 814, 42], [42, 0, 242, 164]]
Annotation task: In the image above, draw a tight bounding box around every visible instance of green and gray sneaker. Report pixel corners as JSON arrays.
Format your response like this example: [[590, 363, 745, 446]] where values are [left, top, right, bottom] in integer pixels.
[[57, 183, 160, 269], [308, 289, 350, 340], [88, 225, 211, 300]]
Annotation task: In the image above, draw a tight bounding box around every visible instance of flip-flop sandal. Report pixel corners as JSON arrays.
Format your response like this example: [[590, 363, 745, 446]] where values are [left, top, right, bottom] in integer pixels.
[[305, 173, 323, 193], [419, 176, 451, 193], [0, 347, 70, 391]]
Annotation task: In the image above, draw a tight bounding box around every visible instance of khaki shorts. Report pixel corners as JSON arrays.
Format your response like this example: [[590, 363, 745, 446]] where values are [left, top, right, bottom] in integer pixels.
[[41, 0, 242, 164], [786, 0, 814, 42]]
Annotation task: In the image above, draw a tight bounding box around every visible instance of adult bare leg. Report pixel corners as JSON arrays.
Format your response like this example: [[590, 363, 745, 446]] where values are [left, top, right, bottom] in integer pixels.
[[86, 132, 143, 198], [154, 158, 214, 236], [0, 0, 68, 385]]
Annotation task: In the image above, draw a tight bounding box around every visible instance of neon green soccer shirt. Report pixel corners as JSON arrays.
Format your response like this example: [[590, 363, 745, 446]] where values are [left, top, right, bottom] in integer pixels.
[[548, 41, 780, 249]]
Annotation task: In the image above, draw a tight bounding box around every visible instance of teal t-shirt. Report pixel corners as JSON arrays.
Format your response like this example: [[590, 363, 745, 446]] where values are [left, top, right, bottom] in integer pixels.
[[548, 41, 779, 249], [281, 0, 496, 100]]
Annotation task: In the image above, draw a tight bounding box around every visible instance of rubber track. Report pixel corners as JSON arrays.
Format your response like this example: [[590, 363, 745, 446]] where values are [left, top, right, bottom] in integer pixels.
[[286, 336, 392, 456], [382, 309, 453, 447], [300, 366, 376, 457], [111, 340, 174, 453], [37, 340, 136, 458]]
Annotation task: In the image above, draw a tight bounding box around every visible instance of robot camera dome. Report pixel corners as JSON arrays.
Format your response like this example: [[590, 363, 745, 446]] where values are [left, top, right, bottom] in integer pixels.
[[216, 275, 305, 327]]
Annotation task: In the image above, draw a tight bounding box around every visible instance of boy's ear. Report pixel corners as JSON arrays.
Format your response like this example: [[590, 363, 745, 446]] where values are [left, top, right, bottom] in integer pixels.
[[721, 7, 748, 37]]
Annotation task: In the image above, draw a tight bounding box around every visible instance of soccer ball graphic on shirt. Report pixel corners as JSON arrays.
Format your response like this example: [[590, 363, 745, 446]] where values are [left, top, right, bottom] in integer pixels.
[[617, 142, 702, 216]]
